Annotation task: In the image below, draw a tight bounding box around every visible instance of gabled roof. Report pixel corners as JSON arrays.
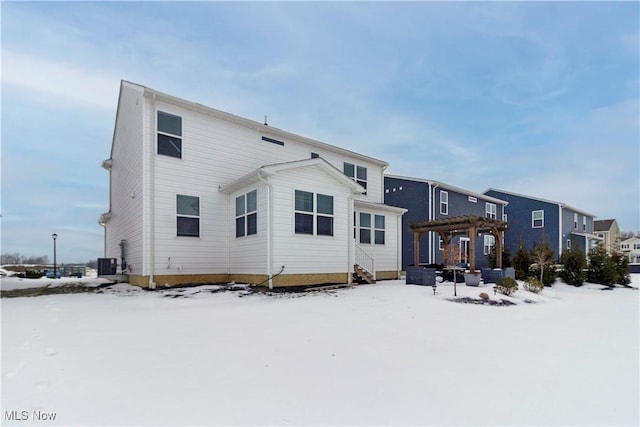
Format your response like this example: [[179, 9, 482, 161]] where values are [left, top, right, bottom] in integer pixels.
[[121, 80, 388, 168], [385, 174, 508, 205], [484, 188, 596, 218], [219, 157, 365, 195], [594, 219, 617, 232]]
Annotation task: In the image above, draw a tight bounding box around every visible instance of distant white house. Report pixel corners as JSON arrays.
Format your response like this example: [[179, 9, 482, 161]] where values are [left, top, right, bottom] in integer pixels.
[[593, 219, 620, 254], [100, 81, 405, 288], [620, 237, 640, 264]]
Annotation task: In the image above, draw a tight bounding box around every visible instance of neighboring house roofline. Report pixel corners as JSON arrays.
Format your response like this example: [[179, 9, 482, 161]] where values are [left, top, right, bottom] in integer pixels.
[[122, 80, 388, 168], [218, 157, 365, 195], [484, 187, 596, 218], [593, 219, 617, 232], [355, 199, 407, 215], [385, 174, 508, 206]]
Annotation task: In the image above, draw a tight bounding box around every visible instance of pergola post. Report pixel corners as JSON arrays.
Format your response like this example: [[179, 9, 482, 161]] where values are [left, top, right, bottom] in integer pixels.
[[468, 226, 477, 273], [494, 228, 503, 269], [413, 231, 421, 267]]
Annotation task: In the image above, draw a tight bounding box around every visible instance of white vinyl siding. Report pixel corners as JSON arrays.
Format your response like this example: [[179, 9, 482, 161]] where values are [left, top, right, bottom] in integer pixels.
[[271, 166, 350, 275], [104, 83, 145, 273], [111, 84, 393, 279]]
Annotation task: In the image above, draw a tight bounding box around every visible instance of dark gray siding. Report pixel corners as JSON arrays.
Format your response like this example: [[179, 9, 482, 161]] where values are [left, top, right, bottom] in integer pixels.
[[384, 177, 430, 269], [385, 177, 505, 270], [485, 190, 560, 260]]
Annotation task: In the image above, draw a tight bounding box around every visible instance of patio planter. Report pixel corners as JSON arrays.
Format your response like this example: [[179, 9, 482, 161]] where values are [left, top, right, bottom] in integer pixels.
[[464, 271, 482, 287], [406, 266, 436, 286]]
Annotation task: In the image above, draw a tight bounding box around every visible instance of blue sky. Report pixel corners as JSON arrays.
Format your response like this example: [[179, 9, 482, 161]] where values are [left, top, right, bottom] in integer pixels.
[[1, 1, 638, 263]]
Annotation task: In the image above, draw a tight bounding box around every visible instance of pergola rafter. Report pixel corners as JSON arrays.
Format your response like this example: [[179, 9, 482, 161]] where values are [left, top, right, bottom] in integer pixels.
[[409, 215, 508, 272]]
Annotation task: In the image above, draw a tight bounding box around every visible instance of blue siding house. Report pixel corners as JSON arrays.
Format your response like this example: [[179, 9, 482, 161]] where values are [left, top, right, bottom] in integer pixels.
[[385, 175, 507, 270], [483, 188, 598, 259]]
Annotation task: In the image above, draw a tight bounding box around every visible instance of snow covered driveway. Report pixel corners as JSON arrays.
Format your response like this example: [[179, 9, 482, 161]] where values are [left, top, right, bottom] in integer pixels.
[[2, 280, 638, 426]]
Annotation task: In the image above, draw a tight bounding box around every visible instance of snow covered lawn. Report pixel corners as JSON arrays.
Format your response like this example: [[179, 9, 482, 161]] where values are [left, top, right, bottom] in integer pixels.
[[2, 278, 639, 426]]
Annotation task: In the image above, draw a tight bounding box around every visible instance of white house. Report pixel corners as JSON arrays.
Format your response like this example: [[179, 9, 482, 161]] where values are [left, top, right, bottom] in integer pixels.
[[621, 237, 640, 264], [593, 219, 620, 254], [100, 81, 406, 288]]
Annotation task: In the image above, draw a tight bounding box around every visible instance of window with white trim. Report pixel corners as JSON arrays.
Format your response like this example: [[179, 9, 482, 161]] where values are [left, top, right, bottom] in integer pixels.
[[634, 243, 640, 250], [440, 190, 449, 215], [486, 203, 497, 219], [177, 195, 199, 237], [439, 236, 444, 250], [235, 190, 257, 238], [573, 213, 578, 229], [503, 213, 508, 222], [622, 243, 629, 250], [484, 235, 495, 255], [344, 162, 367, 194], [374, 215, 385, 245], [294, 190, 333, 236], [583, 216, 587, 231], [532, 210, 544, 228], [157, 111, 182, 158], [359, 212, 371, 244], [567, 239, 571, 249]]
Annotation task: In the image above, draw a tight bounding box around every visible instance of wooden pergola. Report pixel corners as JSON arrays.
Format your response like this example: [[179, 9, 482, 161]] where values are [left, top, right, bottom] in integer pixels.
[[409, 215, 508, 272]]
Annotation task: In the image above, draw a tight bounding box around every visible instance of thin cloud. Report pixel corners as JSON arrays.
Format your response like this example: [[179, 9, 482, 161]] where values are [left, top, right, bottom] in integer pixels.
[[2, 51, 119, 110]]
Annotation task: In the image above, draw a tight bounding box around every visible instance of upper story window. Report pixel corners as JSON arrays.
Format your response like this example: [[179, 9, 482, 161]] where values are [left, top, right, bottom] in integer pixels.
[[177, 194, 199, 237], [344, 162, 367, 194], [503, 213, 508, 222], [573, 213, 578, 229], [157, 111, 182, 159], [634, 243, 640, 250], [567, 239, 572, 249], [532, 210, 544, 228], [583, 216, 587, 231], [440, 190, 449, 215], [236, 190, 257, 238], [621, 243, 629, 250], [486, 203, 497, 219], [311, 152, 319, 159], [294, 190, 333, 236]]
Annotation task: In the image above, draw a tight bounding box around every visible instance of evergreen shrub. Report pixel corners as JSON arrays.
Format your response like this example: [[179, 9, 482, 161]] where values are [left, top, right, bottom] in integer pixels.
[[495, 277, 518, 296]]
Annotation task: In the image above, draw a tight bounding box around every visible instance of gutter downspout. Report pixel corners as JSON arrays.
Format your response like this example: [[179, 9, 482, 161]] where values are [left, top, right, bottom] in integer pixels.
[[558, 204, 563, 258], [148, 93, 156, 289], [347, 193, 356, 285], [397, 211, 403, 279], [257, 171, 273, 289], [430, 182, 440, 264]]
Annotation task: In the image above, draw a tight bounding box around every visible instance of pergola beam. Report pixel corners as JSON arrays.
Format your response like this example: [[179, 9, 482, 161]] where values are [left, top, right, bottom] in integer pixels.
[[409, 215, 507, 272]]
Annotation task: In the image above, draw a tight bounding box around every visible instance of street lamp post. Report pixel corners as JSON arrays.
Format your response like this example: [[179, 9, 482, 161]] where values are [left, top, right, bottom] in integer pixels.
[[52, 233, 58, 279]]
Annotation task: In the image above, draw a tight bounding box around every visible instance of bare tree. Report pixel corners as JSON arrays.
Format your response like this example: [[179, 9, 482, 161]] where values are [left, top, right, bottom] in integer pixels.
[[532, 242, 554, 283], [620, 231, 640, 240]]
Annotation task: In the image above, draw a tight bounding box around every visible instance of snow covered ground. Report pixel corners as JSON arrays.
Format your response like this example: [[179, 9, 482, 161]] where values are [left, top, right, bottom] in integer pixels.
[[2, 276, 639, 426]]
